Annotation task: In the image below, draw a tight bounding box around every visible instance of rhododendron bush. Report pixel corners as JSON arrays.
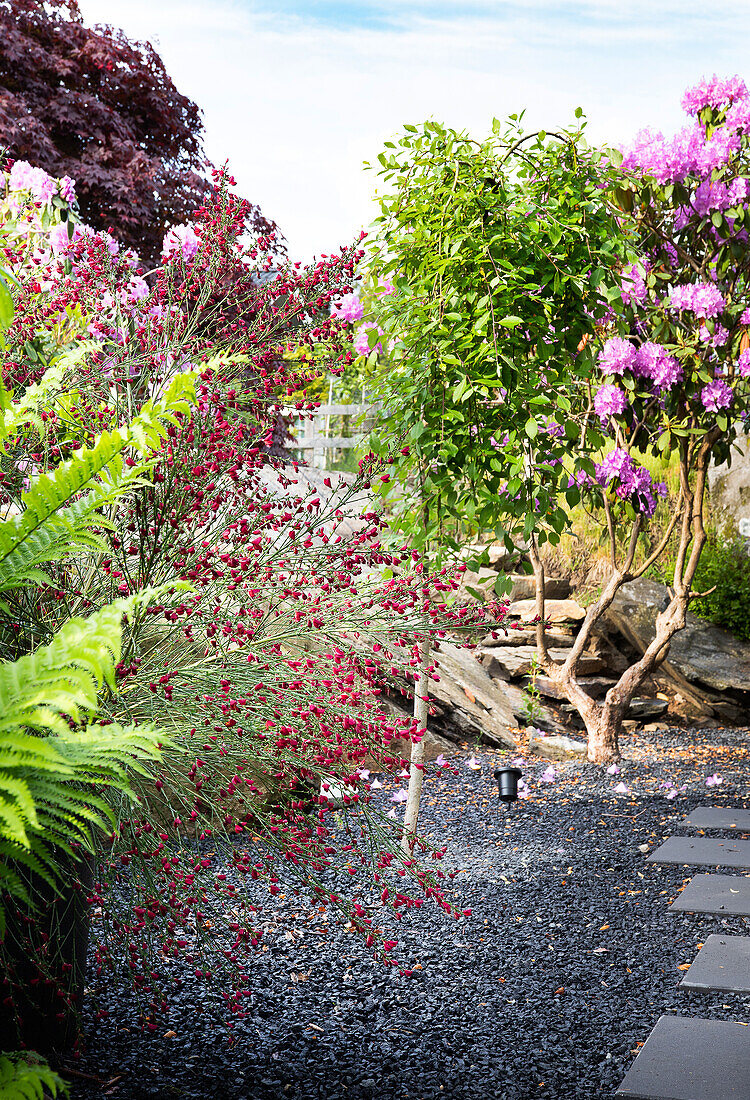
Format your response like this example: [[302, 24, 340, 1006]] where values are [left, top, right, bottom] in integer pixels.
[[0, 160, 490, 1044], [356, 81, 750, 765]]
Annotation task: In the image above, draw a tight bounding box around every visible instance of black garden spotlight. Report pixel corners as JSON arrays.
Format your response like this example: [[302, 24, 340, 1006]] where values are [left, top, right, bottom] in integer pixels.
[[494, 766, 523, 804]]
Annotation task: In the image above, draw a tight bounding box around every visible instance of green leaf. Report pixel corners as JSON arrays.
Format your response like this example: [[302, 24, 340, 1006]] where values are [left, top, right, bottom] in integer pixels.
[[0, 279, 13, 330]]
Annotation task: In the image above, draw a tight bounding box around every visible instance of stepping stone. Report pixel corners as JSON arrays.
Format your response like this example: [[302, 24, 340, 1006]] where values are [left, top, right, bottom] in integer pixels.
[[680, 935, 750, 993], [615, 1014, 750, 1098], [681, 807, 750, 831], [668, 874, 750, 916], [647, 836, 750, 869]]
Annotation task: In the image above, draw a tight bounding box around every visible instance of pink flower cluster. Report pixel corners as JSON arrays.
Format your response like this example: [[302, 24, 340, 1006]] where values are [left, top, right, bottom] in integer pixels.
[[681, 75, 748, 116], [162, 223, 200, 262], [701, 378, 733, 412], [598, 338, 682, 392], [621, 123, 741, 184], [668, 283, 725, 318], [595, 448, 667, 517], [354, 325, 384, 356], [8, 160, 60, 204], [594, 383, 628, 422], [331, 293, 364, 322]]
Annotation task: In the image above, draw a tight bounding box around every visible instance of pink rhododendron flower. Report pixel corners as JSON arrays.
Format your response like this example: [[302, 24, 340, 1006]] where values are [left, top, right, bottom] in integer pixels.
[[330, 293, 364, 322], [668, 283, 725, 318], [58, 175, 76, 203], [681, 75, 748, 115], [738, 348, 750, 378], [8, 160, 56, 203], [376, 278, 395, 296], [698, 324, 729, 347], [48, 222, 77, 255], [354, 325, 384, 356], [594, 383, 628, 422], [162, 223, 200, 261], [634, 342, 683, 390], [598, 337, 636, 376], [701, 379, 733, 411], [620, 264, 648, 306], [391, 789, 409, 803]]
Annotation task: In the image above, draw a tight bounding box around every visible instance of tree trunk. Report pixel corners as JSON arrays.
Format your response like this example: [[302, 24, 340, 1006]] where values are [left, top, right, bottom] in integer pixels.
[[401, 636, 430, 856], [583, 700, 623, 764]]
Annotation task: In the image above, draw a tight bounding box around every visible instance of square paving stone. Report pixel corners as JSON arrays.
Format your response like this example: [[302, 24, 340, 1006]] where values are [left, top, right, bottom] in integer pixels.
[[668, 874, 750, 916], [680, 935, 750, 993], [647, 837, 750, 869], [615, 1015, 750, 1099], [681, 808, 750, 831]]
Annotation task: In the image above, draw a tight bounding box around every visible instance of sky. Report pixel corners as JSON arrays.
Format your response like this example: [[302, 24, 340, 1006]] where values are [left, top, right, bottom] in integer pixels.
[[78, 0, 750, 262]]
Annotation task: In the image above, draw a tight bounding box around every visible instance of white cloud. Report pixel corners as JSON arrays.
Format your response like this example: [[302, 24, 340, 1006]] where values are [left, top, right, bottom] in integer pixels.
[[78, 0, 750, 261]]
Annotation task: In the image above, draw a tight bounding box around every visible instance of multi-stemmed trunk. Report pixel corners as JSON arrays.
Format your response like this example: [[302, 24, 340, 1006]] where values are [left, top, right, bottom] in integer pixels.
[[528, 433, 716, 763]]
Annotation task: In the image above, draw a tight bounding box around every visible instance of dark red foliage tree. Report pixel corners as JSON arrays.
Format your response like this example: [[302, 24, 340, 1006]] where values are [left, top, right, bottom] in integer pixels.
[[0, 0, 276, 263]]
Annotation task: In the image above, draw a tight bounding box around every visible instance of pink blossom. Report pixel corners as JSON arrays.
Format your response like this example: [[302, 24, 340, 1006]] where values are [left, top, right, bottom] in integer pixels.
[[613, 781, 630, 794], [58, 175, 76, 203], [126, 276, 150, 303], [354, 325, 384, 356], [330, 293, 364, 323], [539, 766, 555, 784], [705, 772, 724, 787], [598, 337, 636, 376], [594, 384, 628, 422], [620, 264, 648, 306], [48, 222, 76, 255], [162, 223, 200, 262], [668, 283, 725, 318], [391, 789, 409, 803], [435, 754, 450, 768], [466, 756, 482, 771], [8, 160, 56, 202], [376, 278, 395, 296], [738, 348, 750, 378], [370, 778, 382, 790], [606, 763, 620, 775], [634, 342, 683, 390], [701, 379, 733, 411], [681, 75, 748, 115]]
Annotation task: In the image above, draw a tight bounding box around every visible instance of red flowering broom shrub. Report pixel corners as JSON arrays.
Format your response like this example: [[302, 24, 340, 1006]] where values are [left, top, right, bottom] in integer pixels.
[[0, 164, 504, 1041]]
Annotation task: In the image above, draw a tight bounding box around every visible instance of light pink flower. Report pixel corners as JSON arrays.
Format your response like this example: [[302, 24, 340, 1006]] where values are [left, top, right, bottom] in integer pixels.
[[162, 223, 200, 261], [606, 763, 620, 775], [705, 772, 724, 787], [330, 293, 364, 322], [391, 789, 409, 803], [613, 781, 630, 794], [466, 756, 482, 771], [540, 766, 556, 784], [435, 754, 449, 768]]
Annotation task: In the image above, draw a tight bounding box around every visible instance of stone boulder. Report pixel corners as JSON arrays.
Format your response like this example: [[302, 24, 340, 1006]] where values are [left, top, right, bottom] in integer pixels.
[[479, 645, 604, 679], [527, 731, 587, 759], [605, 578, 750, 695], [507, 598, 586, 624]]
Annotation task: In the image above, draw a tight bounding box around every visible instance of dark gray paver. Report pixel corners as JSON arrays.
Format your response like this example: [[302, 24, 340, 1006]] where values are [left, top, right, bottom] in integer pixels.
[[680, 935, 750, 993], [668, 874, 750, 916], [681, 807, 750, 831], [615, 1015, 750, 1098], [647, 836, 750, 869]]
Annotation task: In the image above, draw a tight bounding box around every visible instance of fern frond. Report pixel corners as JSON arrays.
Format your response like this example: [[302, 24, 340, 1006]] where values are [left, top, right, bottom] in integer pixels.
[[0, 1051, 68, 1099]]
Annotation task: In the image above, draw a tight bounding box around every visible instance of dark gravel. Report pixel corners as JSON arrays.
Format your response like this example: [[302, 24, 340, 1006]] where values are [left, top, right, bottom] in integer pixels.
[[67, 726, 750, 1100]]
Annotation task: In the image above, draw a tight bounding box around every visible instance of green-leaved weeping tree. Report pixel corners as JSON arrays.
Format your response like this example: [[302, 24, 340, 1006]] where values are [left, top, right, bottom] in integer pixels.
[[358, 114, 624, 837]]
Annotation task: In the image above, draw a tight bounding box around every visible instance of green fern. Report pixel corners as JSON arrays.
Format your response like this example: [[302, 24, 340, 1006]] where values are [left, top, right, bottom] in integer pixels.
[[0, 362, 197, 940], [0, 369, 197, 601], [0, 1051, 68, 1098]]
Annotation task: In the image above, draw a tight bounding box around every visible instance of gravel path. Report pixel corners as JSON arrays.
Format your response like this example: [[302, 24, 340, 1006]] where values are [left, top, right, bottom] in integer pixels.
[[70, 727, 750, 1100]]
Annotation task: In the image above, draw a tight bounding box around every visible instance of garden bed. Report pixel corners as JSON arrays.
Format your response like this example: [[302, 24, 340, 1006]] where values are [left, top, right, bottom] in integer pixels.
[[72, 727, 750, 1100]]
